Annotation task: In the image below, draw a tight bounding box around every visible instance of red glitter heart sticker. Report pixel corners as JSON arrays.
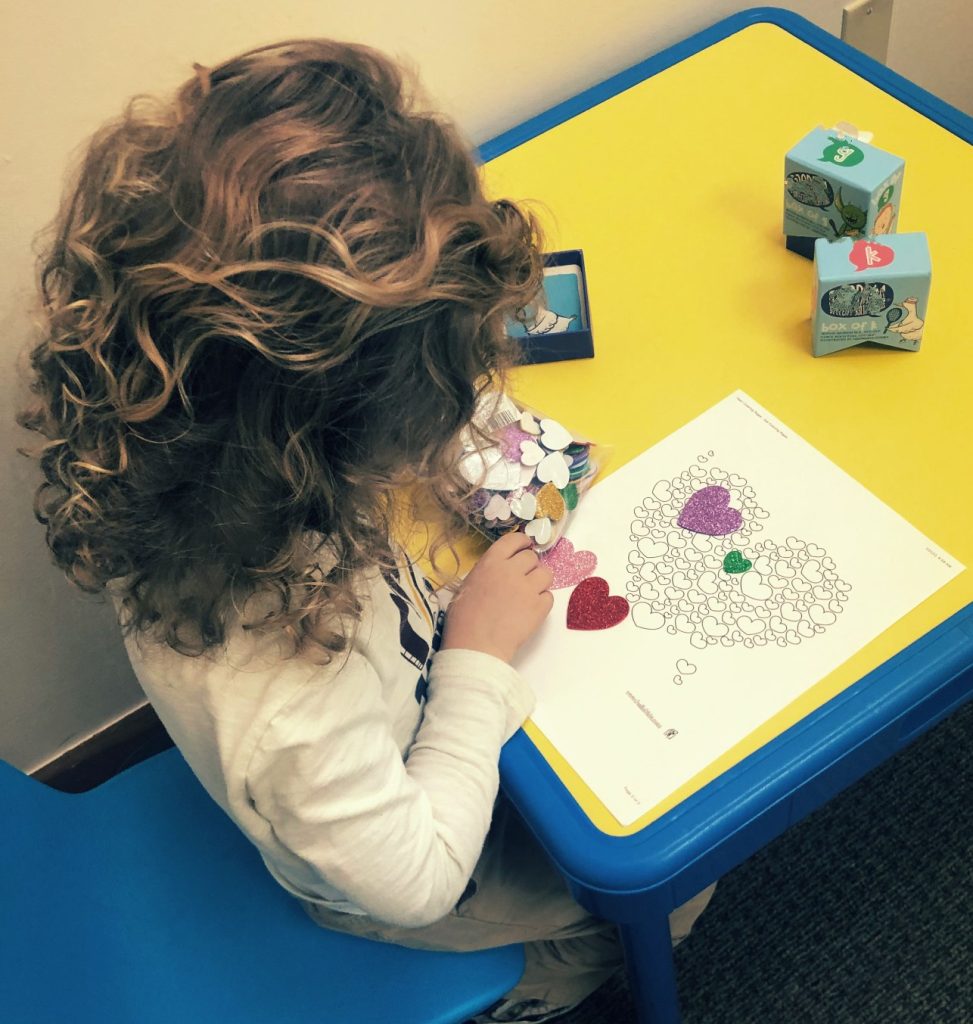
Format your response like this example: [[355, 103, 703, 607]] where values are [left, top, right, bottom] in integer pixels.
[[567, 577, 630, 631]]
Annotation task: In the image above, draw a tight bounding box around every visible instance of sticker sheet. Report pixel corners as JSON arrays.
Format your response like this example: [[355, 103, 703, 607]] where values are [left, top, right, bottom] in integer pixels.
[[518, 391, 963, 826]]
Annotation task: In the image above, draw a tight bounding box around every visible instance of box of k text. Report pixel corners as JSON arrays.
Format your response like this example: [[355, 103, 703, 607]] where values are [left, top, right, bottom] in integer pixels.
[[812, 233, 931, 357]]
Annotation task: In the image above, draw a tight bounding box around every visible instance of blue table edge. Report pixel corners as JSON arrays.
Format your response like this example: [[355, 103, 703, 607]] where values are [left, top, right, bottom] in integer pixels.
[[491, 6, 973, 901], [478, 6, 973, 162], [502, 604, 973, 899]]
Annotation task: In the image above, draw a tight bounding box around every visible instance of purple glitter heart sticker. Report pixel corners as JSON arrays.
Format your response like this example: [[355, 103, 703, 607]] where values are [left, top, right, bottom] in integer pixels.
[[677, 485, 742, 536]]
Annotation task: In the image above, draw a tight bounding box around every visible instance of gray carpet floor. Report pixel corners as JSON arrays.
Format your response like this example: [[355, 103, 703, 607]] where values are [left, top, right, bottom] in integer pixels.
[[559, 696, 973, 1024]]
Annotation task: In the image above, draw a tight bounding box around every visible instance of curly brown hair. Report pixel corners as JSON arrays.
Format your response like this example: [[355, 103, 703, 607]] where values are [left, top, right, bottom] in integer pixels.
[[17, 39, 545, 661]]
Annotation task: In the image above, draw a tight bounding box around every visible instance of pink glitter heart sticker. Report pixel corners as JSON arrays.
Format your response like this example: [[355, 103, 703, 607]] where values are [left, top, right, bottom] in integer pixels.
[[498, 424, 533, 461], [539, 537, 597, 590], [677, 485, 742, 536]]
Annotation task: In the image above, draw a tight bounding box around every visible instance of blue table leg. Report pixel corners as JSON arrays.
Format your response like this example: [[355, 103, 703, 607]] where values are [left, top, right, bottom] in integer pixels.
[[618, 914, 682, 1024]]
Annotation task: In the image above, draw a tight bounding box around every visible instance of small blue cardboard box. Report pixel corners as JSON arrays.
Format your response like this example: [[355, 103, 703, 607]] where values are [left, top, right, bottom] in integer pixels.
[[784, 128, 905, 259], [812, 233, 931, 356], [506, 249, 594, 364]]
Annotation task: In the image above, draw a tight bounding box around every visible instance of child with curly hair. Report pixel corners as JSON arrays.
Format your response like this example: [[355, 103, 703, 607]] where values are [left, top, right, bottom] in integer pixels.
[[17, 40, 712, 1023]]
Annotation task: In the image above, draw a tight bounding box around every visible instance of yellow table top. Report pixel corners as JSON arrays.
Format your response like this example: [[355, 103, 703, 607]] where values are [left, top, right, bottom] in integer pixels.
[[478, 22, 973, 835]]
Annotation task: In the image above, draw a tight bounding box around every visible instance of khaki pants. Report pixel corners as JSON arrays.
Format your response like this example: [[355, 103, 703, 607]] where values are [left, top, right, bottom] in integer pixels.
[[303, 797, 716, 1013]]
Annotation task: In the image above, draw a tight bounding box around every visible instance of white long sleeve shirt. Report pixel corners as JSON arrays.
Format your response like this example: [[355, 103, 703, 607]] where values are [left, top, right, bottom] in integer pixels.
[[114, 559, 535, 928]]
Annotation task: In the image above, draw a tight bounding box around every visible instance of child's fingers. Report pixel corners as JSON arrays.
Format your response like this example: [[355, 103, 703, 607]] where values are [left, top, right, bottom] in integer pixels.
[[491, 531, 534, 559], [509, 547, 542, 576], [528, 562, 554, 593]]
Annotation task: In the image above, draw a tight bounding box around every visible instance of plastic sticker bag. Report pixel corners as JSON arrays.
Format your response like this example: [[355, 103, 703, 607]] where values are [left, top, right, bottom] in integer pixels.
[[459, 392, 604, 553]]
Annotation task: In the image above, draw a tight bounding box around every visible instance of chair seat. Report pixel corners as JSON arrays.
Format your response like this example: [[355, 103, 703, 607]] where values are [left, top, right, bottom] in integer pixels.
[[0, 749, 523, 1024]]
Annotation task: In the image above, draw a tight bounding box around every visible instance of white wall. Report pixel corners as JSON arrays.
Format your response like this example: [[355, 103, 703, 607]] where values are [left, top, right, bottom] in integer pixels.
[[2, 1, 971, 771], [887, 0, 973, 112]]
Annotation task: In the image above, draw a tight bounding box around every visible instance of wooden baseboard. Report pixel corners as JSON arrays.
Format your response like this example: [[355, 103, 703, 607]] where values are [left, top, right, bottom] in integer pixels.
[[33, 704, 174, 792]]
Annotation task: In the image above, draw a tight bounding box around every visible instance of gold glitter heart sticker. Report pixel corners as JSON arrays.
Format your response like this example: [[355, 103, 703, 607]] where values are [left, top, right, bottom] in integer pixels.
[[535, 482, 566, 522]]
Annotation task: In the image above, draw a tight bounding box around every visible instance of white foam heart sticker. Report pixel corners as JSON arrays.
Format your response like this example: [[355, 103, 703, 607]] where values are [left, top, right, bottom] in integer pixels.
[[535, 451, 570, 489], [509, 492, 537, 520], [524, 516, 552, 544], [483, 494, 511, 521], [519, 440, 545, 467], [538, 418, 572, 451], [519, 411, 541, 435]]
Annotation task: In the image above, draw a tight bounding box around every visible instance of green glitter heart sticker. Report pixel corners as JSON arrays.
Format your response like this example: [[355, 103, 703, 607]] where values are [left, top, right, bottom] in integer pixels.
[[722, 550, 752, 574], [560, 484, 579, 511]]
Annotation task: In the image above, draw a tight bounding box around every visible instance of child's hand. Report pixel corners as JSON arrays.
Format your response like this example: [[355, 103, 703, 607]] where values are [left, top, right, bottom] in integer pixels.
[[441, 533, 554, 664]]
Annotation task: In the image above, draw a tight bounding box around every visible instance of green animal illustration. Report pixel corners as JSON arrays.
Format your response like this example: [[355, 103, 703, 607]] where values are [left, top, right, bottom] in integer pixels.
[[828, 188, 867, 239]]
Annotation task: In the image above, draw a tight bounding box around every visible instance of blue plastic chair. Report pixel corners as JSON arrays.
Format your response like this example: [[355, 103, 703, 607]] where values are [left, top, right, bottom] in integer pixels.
[[0, 747, 524, 1024]]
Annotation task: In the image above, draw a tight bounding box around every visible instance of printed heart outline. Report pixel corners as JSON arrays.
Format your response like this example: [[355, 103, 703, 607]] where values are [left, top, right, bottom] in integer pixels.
[[629, 474, 853, 650]]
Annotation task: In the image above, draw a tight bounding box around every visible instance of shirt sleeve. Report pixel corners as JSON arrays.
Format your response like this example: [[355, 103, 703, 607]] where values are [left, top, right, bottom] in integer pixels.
[[245, 645, 535, 928]]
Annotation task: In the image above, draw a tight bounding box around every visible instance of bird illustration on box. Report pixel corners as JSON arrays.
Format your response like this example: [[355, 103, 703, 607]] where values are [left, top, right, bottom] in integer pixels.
[[525, 306, 577, 335], [884, 297, 924, 342]]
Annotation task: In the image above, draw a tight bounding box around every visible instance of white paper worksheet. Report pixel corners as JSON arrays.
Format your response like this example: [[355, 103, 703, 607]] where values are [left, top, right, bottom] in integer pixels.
[[516, 391, 963, 826]]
